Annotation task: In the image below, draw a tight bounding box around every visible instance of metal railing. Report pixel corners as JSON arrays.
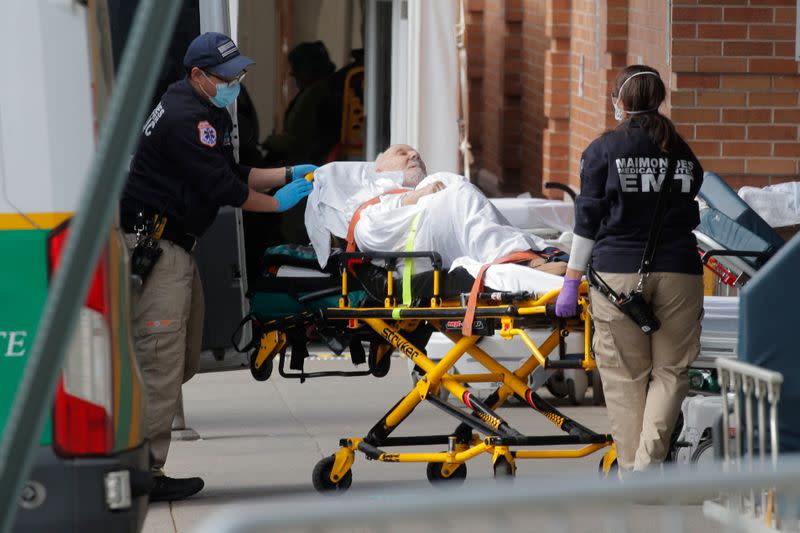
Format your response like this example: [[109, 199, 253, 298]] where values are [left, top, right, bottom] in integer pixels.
[[192, 459, 800, 533], [703, 358, 786, 531], [192, 357, 797, 533]]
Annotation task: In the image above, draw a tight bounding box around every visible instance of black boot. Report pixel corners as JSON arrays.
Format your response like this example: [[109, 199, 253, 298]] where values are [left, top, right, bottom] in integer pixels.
[[149, 475, 204, 502]]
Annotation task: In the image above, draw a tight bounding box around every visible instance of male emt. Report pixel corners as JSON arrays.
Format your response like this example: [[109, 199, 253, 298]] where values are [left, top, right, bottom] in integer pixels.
[[120, 32, 316, 501]]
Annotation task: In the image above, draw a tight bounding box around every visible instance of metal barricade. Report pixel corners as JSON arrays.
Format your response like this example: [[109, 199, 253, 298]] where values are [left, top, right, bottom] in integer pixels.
[[703, 358, 786, 531], [193, 458, 800, 533]]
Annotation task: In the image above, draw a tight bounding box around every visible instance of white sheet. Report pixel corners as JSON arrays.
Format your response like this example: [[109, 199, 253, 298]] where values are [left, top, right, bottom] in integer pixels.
[[488, 198, 575, 232], [355, 173, 548, 267], [304, 162, 407, 268], [304, 164, 560, 296], [738, 181, 800, 228]]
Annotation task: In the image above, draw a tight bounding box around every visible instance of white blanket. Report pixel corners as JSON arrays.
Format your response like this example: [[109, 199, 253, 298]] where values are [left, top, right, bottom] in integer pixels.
[[304, 163, 563, 295], [304, 162, 405, 268], [738, 181, 800, 228]]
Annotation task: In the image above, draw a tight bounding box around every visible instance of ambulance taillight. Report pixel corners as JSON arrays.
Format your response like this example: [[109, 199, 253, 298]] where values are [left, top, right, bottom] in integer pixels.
[[48, 223, 113, 456]]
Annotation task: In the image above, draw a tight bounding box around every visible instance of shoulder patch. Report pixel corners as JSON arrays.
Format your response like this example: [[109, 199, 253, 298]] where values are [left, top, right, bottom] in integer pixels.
[[197, 120, 217, 147]]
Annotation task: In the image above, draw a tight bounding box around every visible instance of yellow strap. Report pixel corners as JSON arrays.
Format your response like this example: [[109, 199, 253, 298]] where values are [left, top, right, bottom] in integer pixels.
[[402, 213, 422, 306], [391, 308, 402, 320]]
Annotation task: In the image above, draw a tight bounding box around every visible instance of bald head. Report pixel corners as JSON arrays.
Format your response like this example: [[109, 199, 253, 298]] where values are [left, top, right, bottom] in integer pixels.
[[375, 144, 428, 187]]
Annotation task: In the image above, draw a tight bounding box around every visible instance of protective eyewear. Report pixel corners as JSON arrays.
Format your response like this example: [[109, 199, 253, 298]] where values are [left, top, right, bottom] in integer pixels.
[[204, 70, 247, 87]]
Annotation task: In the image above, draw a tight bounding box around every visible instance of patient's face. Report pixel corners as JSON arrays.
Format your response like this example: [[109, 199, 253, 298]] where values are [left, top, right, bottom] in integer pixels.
[[375, 144, 428, 187]]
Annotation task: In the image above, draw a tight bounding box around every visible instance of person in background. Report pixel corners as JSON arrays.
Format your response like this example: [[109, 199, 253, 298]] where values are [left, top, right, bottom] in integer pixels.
[[263, 41, 339, 166], [555, 65, 704, 477], [119, 32, 316, 502]]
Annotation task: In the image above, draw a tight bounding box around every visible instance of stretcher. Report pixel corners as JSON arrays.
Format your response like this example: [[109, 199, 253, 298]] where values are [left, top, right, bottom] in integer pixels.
[[236, 247, 615, 492], [696, 171, 785, 290]]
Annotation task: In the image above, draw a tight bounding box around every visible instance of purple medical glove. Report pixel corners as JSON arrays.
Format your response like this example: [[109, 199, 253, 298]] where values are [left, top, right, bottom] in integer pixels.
[[555, 278, 581, 317]]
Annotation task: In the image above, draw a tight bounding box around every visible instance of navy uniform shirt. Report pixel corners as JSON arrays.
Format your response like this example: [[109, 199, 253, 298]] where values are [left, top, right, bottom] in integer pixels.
[[574, 120, 704, 274], [121, 78, 251, 237]]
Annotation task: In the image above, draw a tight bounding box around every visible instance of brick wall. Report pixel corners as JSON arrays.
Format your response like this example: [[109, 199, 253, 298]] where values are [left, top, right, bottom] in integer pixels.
[[565, 0, 616, 190], [541, 0, 573, 193], [470, 0, 526, 195], [466, 0, 485, 176], [627, 0, 669, 77], [467, 0, 800, 196], [670, 1, 800, 189], [520, 0, 549, 195]]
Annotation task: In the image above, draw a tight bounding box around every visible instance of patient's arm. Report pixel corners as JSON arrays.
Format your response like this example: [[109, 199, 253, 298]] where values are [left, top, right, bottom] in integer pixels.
[[400, 181, 446, 206]]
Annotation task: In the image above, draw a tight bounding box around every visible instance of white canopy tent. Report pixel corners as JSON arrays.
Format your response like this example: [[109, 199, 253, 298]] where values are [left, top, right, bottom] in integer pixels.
[[365, 0, 464, 176]]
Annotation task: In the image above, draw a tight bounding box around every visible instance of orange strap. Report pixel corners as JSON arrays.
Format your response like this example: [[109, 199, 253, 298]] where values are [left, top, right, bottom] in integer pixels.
[[346, 189, 409, 252], [462, 251, 539, 336]]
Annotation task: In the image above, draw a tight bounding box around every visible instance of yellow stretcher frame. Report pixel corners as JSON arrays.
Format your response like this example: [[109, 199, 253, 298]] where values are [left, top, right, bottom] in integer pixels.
[[249, 251, 617, 490]]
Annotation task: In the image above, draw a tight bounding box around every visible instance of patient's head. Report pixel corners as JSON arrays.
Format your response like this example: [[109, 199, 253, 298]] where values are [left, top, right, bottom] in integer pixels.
[[375, 144, 428, 187]]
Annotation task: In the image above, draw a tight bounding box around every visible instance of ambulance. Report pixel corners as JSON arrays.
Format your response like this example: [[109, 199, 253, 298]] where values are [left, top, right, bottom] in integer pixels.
[[1, 2, 149, 531]]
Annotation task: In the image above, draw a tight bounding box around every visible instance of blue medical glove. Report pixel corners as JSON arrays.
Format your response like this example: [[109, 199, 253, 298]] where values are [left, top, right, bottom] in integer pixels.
[[275, 179, 313, 213], [555, 277, 581, 317], [292, 164, 318, 182]]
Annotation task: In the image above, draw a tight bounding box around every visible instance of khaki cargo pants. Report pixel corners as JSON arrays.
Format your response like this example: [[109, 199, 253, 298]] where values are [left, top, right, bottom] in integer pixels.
[[125, 234, 204, 474], [590, 272, 703, 473]]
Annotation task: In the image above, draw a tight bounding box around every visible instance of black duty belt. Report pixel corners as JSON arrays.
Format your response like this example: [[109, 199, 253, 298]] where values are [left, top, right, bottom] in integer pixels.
[[120, 210, 197, 254]]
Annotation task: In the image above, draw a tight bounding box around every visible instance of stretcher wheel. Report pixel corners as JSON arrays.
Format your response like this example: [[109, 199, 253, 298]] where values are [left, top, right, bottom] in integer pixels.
[[249, 349, 273, 382], [368, 342, 393, 378], [426, 462, 466, 484], [312, 455, 353, 493], [492, 456, 515, 479], [691, 439, 714, 465], [598, 455, 618, 478], [545, 371, 569, 398]]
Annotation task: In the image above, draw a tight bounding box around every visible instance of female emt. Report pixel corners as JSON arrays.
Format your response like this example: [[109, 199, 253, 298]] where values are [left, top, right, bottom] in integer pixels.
[[555, 65, 705, 476]]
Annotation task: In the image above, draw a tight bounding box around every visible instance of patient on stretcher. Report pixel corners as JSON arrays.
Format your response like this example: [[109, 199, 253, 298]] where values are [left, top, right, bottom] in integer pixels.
[[304, 144, 567, 295]]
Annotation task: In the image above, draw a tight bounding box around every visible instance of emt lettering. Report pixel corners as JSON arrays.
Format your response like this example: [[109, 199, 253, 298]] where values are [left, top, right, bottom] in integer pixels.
[[616, 157, 694, 193]]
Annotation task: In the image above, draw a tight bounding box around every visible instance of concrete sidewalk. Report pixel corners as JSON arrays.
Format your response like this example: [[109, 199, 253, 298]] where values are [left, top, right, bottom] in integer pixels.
[[141, 358, 718, 532]]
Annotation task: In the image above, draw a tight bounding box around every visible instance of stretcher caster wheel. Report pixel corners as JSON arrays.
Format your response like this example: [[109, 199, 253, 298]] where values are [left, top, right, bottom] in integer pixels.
[[598, 455, 618, 479], [492, 456, 515, 479], [426, 462, 466, 485], [545, 371, 569, 398], [249, 350, 273, 382], [368, 342, 393, 378], [691, 438, 714, 465], [312, 455, 353, 493]]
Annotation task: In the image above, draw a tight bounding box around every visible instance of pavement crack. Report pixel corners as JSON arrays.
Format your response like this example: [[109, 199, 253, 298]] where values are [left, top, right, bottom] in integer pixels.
[[271, 380, 326, 458], [169, 502, 178, 532]]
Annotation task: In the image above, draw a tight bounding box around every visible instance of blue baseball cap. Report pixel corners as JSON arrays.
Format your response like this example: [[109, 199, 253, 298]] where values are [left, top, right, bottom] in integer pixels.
[[183, 32, 255, 79]]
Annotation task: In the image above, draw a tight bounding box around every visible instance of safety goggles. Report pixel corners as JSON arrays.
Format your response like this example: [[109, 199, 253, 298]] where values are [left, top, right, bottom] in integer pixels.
[[204, 70, 247, 88]]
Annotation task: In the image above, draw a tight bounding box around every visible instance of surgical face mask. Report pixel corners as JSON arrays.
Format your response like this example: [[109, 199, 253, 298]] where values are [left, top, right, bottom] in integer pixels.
[[612, 97, 624, 122], [612, 71, 659, 122], [201, 71, 243, 108], [210, 83, 240, 108]]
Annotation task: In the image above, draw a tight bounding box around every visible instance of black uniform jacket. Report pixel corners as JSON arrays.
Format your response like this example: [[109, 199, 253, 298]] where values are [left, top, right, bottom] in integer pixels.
[[121, 78, 251, 237], [575, 120, 704, 274]]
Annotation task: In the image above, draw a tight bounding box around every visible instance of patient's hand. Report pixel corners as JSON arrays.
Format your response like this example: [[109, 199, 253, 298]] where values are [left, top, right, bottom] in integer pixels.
[[530, 260, 568, 276], [401, 181, 446, 206]]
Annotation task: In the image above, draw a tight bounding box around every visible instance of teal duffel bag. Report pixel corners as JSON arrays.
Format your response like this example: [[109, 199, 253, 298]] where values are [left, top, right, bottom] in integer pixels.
[[248, 244, 366, 321]]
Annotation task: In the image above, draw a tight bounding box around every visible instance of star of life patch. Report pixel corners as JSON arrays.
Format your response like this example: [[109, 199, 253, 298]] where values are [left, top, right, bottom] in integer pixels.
[[197, 120, 217, 147]]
